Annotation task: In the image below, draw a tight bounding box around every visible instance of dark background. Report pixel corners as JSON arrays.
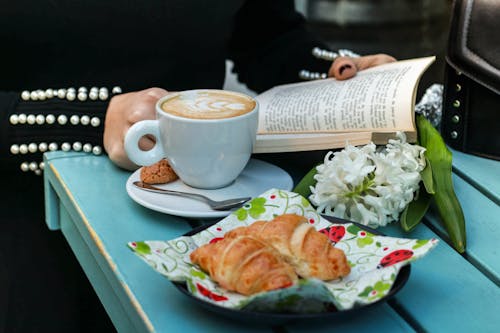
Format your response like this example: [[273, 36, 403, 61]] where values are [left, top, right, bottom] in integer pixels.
[[300, 0, 453, 100]]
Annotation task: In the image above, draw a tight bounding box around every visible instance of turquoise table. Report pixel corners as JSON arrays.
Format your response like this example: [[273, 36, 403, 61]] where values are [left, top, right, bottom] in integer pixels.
[[43, 149, 500, 333]]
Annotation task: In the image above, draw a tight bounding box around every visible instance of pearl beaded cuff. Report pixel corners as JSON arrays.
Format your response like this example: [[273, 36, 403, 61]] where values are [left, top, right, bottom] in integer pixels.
[[8, 85, 122, 175], [311, 47, 360, 61], [19, 86, 122, 102]]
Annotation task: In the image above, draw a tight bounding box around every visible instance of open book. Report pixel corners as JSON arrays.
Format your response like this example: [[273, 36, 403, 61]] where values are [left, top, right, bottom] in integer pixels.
[[252, 56, 435, 153]]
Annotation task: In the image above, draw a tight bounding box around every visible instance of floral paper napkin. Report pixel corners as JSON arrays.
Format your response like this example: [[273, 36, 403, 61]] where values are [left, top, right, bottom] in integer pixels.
[[128, 189, 438, 312]]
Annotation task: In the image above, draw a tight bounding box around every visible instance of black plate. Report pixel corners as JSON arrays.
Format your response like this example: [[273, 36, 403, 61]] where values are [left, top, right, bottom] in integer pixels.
[[173, 215, 410, 325]]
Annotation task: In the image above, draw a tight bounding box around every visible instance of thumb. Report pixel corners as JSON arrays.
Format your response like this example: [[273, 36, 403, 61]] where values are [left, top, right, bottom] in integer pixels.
[[328, 54, 398, 81], [328, 57, 358, 81]]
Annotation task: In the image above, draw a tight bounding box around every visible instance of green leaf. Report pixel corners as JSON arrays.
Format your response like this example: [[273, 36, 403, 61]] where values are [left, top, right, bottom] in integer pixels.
[[358, 286, 373, 297], [400, 187, 432, 232], [293, 165, 318, 198], [413, 239, 430, 250], [235, 208, 248, 221], [347, 224, 374, 237], [186, 279, 196, 293], [420, 156, 435, 194], [357, 236, 374, 248], [248, 197, 267, 219], [416, 115, 466, 253], [190, 268, 208, 279], [373, 281, 391, 292], [300, 196, 311, 207], [134, 241, 151, 255]]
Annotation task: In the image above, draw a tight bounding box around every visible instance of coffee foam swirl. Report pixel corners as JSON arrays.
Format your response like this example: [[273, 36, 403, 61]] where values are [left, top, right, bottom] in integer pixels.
[[161, 90, 255, 119], [184, 98, 246, 112]]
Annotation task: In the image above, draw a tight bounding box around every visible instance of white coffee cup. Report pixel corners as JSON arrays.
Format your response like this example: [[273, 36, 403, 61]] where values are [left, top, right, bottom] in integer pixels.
[[124, 89, 259, 189]]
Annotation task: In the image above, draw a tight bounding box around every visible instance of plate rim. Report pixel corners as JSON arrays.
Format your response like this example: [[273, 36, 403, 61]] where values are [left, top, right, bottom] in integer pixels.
[[126, 158, 294, 218], [172, 215, 411, 323]]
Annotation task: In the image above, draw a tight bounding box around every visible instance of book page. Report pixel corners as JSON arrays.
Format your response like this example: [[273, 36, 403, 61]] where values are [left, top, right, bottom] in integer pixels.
[[255, 56, 435, 134], [253, 132, 374, 153]]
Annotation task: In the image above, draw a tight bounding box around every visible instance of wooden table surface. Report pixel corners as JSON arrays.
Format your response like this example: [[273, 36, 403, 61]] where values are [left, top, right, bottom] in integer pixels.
[[43, 148, 500, 333]]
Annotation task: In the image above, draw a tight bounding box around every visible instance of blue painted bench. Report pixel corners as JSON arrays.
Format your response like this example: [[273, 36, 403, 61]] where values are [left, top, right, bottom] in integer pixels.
[[43, 148, 500, 333]]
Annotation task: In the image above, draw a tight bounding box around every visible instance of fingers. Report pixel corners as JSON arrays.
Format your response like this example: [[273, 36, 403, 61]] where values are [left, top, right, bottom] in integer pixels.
[[145, 87, 169, 100], [104, 87, 169, 171], [328, 54, 397, 80], [138, 134, 156, 151], [127, 109, 155, 124], [104, 133, 139, 170], [127, 87, 169, 124]]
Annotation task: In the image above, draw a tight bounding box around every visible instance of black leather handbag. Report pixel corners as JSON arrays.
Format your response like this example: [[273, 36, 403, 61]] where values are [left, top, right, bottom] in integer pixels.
[[441, 0, 500, 160]]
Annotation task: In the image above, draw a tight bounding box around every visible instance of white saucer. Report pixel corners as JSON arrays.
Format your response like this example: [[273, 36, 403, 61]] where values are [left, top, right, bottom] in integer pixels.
[[126, 159, 293, 219]]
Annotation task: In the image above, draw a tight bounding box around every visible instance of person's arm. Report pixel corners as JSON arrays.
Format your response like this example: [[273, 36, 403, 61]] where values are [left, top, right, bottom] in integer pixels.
[[1, 85, 170, 174], [228, 0, 331, 93], [0, 88, 117, 174], [228, 0, 395, 92]]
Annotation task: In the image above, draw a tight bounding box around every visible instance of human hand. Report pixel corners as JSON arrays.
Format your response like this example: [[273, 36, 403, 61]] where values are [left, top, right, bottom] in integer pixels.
[[328, 54, 397, 80], [103, 87, 169, 170]]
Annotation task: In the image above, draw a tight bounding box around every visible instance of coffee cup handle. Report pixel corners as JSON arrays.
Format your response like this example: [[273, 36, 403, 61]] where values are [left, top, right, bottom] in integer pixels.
[[124, 120, 165, 166]]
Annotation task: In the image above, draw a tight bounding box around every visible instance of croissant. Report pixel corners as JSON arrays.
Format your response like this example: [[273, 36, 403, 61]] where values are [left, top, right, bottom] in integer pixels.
[[226, 214, 351, 280], [189, 235, 298, 296]]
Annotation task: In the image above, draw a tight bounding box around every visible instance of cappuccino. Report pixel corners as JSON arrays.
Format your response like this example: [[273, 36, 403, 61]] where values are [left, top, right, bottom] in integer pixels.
[[161, 90, 256, 119], [125, 89, 259, 189]]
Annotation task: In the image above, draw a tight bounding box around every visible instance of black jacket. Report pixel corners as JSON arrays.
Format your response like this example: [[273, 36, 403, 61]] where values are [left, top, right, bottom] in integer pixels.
[[0, 0, 331, 172], [0, 1, 333, 331]]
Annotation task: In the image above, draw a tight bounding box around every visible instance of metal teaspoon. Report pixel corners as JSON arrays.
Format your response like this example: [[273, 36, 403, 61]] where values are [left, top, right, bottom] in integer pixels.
[[132, 181, 251, 211]]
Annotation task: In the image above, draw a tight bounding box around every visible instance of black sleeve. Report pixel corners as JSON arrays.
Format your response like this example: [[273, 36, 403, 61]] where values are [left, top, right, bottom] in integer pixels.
[[227, 0, 333, 93], [0, 87, 121, 174]]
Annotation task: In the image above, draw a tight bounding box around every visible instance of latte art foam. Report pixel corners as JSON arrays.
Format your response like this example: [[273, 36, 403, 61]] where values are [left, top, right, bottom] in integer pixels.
[[161, 90, 256, 119]]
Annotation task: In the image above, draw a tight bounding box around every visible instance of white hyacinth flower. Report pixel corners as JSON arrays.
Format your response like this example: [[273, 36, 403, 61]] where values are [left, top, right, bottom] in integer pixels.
[[309, 132, 426, 228]]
